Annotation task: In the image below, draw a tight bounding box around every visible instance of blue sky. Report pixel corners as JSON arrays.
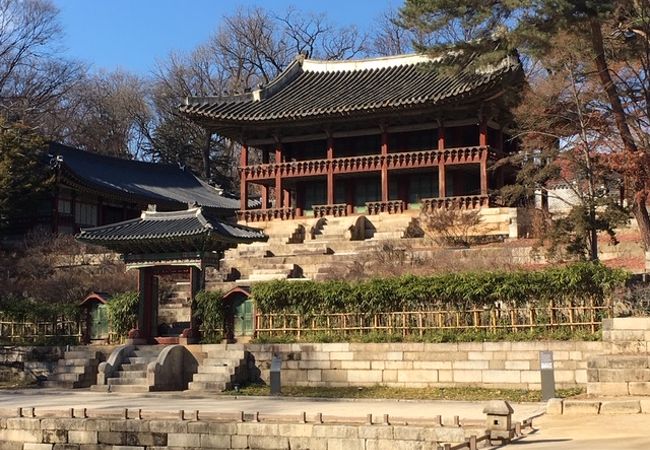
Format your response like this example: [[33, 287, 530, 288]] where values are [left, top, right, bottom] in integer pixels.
[[52, 0, 397, 75]]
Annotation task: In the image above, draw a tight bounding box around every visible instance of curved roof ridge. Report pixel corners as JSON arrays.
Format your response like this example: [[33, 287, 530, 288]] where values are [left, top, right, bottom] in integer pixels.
[[301, 53, 439, 73]]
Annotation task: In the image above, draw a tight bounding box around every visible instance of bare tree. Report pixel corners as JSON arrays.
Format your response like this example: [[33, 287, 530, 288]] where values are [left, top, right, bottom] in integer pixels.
[[0, 0, 83, 133], [60, 70, 151, 158]]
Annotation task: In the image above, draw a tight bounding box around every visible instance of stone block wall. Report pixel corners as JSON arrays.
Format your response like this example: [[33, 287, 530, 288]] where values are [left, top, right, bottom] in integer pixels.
[[247, 341, 604, 390], [588, 317, 650, 396], [0, 347, 65, 382], [0, 409, 470, 449]]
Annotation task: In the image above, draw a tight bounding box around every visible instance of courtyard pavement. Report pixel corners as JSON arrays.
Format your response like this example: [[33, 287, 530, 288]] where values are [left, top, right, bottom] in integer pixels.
[[2, 389, 649, 449], [0, 387, 542, 422]]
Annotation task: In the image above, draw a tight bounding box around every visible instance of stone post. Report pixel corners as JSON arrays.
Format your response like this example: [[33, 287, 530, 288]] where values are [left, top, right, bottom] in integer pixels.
[[483, 400, 514, 444]]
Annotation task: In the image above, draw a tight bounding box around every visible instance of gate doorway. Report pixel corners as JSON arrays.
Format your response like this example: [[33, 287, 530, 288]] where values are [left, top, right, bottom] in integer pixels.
[[223, 288, 254, 340]]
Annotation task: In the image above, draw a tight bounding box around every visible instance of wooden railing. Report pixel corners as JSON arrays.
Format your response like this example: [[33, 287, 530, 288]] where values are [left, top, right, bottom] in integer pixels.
[[312, 203, 349, 218], [422, 195, 490, 210], [238, 208, 296, 222], [241, 146, 496, 181], [0, 320, 82, 343], [365, 200, 406, 215], [255, 302, 611, 337]]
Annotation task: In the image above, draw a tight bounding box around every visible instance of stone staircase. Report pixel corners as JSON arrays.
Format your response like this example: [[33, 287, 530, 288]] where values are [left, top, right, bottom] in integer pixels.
[[104, 346, 163, 393], [44, 347, 103, 389], [587, 318, 650, 397], [188, 344, 248, 392]]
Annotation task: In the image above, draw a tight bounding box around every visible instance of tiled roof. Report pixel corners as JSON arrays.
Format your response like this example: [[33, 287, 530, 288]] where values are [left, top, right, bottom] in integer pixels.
[[179, 52, 522, 128], [50, 143, 243, 211], [77, 207, 266, 247]]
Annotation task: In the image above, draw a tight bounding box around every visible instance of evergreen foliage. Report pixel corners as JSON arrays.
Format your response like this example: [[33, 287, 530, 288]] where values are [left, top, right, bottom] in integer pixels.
[[252, 262, 628, 315], [193, 290, 225, 343], [106, 291, 138, 338], [0, 120, 52, 231]]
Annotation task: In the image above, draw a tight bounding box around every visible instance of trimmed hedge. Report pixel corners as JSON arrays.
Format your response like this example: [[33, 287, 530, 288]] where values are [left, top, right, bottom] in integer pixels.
[[252, 262, 628, 315]]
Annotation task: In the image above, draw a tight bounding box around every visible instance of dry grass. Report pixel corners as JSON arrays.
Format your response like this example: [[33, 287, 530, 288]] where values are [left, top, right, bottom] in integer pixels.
[[226, 384, 584, 402]]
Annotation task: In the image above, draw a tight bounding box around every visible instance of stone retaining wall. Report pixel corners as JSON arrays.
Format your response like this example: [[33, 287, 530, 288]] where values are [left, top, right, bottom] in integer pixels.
[[0, 347, 64, 382], [247, 341, 604, 390], [0, 409, 470, 450]]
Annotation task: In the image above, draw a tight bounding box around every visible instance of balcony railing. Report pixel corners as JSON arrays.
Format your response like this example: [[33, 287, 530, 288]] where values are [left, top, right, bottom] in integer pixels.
[[365, 200, 406, 215], [312, 203, 349, 218], [241, 146, 496, 181], [421, 195, 490, 210], [238, 208, 296, 222]]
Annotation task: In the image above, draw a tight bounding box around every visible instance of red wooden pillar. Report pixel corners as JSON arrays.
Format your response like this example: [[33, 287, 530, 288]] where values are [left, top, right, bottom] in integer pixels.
[[275, 142, 283, 208], [438, 124, 446, 198], [260, 184, 268, 209], [185, 266, 202, 343], [327, 136, 334, 205], [296, 182, 304, 217], [136, 267, 154, 341], [479, 119, 488, 195], [240, 144, 248, 211], [381, 131, 389, 203], [283, 189, 291, 208]]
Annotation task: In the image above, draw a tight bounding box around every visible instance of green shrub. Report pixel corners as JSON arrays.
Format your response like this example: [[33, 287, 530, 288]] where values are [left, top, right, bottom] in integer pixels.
[[252, 262, 628, 315], [106, 291, 138, 338], [0, 295, 79, 322], [193, 290, 225, 344]]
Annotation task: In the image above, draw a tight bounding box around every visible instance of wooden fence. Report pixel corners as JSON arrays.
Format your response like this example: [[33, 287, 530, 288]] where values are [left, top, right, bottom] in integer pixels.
[[255, 301, 612, 337], [0, 320, 82, 343]]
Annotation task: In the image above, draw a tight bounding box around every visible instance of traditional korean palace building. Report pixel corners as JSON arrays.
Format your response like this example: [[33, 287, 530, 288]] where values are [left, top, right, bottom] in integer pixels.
[[49, 143, 251, 234], [180, 52, 524, 222]]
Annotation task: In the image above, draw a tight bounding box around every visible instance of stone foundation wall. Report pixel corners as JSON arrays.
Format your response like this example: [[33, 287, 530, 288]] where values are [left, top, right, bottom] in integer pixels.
[[0, 409, 469, 449], [247, 341, 604, 390], [0, 347, 65, 382]]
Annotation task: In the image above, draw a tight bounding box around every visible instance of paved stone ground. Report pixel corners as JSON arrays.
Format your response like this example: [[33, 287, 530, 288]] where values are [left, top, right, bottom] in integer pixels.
[[2, 389, 648, 449], [511, 414, 650, 450], [0, 388, 543, 422]]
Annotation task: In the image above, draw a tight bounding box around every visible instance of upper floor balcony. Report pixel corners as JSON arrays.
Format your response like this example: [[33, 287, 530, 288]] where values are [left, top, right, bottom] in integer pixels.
[[240, 146, 497, 182]]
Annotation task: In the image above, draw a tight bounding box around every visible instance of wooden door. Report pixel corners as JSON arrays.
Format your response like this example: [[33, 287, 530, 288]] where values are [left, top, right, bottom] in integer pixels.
[[90, 303, 109, 340], [233, 295, 254, 336]]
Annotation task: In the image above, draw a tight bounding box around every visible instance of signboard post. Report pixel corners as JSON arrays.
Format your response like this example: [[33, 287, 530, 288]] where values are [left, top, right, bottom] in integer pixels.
[[540, 350, 556, 401]]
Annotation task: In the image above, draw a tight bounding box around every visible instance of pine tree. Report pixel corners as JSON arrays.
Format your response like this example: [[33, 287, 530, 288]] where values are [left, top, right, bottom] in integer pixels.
[[0, 120, 52, 233], [400, 0, 650, 254]]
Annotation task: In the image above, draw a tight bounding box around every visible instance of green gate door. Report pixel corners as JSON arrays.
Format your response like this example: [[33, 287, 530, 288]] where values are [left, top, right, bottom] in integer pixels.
[[90, 303, 109, 340], [233, 295, 254, 336]]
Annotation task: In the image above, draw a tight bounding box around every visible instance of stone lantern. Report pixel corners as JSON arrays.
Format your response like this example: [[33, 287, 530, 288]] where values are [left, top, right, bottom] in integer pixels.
[[483, 400, 514, 443]]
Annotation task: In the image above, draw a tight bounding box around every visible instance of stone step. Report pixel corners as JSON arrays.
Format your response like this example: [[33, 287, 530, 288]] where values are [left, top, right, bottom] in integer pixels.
[[196, 365, 236, 375], [187, 381, 229, 391], [107, 384, 152, 393], [57, 358, 98, 367], [116, 370, 147, 379], [206, 349, 246, 358], [42, 381, 78, 389], [122, 363, 147, 371], [106, 377, 148, 386], [49, 372, 84, 382], [63, 351, 99, 359], [53, 365, 88, 374], [192, 372, 234, 382], [128, 357, 156, 365]]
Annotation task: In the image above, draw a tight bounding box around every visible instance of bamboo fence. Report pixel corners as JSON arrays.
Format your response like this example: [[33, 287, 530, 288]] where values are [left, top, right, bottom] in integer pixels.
[[255, 299, 612, 338], [0, 320, 81, 343]]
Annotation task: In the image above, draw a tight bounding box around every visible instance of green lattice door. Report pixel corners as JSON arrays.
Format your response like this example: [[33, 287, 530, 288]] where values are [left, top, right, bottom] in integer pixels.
[[233, 295, 254, 336], [90, 303, 109, 340]]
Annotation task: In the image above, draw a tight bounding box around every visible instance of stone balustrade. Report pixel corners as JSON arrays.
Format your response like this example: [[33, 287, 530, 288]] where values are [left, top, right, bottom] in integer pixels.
[[365, 200, 406, 215]]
